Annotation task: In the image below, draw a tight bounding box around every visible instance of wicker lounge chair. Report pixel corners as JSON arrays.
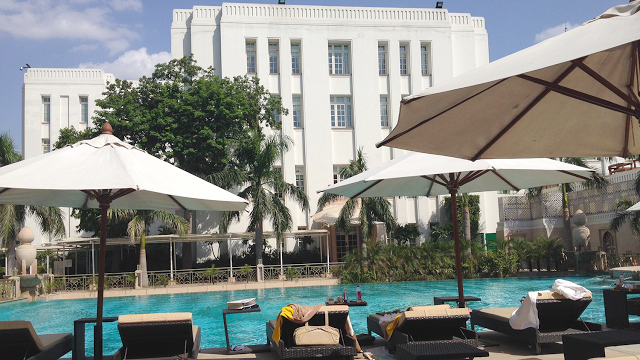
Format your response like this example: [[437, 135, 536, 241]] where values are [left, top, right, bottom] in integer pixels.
[[470, 291, 600, 354], [113, 312, 201, 360], [0, 320, 73, 360], [367, 305, 479, 349], [265, 305, 358, 360]]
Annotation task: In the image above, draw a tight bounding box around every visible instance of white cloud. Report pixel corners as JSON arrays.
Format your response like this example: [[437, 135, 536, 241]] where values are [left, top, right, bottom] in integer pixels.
[[107, 0, 142, 12], [535, 22, 579, 43], [0, 0, 139, 55], [71, 44, 99, 53], [79, 47, 171, 80]]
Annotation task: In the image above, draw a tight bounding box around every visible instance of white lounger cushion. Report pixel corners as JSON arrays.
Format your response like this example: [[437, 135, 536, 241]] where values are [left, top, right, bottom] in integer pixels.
[[118, 312, 193, 324]]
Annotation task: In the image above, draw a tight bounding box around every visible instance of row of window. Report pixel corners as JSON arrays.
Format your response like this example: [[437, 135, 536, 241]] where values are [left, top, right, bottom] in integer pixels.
[[272, 94, 394, 129], [247, 40, 431, 76], [42, 96, 89, 124]]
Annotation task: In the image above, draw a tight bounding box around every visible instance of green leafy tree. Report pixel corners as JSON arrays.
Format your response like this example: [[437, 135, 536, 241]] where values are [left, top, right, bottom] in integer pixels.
[[92, 56, 285, 268], [443, 194, 481, 240], [392, 224, 421, 245], [53, 126, 96, 150], [0, 133, 66, 273], [318, 148, 397, 243], [217, 132, 309, 266]]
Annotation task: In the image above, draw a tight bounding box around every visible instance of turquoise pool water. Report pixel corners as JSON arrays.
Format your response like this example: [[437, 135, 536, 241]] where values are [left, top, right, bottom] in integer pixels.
[[0, 276, 616, 355]]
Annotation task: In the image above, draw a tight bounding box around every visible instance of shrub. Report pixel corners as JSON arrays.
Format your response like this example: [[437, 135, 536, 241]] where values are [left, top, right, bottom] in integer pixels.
[[479, 250, 518, 277]]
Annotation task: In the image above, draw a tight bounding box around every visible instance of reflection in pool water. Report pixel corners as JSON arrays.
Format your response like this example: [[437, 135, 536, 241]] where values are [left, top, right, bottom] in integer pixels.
[[0, 276, 615, 355]]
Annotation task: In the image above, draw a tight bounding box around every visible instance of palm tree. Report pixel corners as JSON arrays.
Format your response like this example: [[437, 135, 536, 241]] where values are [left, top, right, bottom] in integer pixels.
[[0, 133, 66, 274], [120, 210, 189, 286], [610, 199, 640, 235], [218, 132, 309, 266], [460, 193, 472, 241], [318, 148, 397, 244]]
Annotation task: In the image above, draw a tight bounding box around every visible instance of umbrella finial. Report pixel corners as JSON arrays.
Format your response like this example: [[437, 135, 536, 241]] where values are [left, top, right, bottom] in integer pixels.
[[102, 123, 113, 135]]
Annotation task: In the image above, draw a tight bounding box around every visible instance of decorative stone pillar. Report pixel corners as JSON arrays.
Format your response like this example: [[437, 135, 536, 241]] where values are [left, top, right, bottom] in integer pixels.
[[571, 210, 590, 251], [15, 227, 36, 275], [257, 259, 264, 282]]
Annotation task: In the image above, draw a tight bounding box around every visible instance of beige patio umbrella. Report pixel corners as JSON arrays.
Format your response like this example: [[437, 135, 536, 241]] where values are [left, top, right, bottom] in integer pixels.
[[0, 124, 248, 359], [318, 152, 594, 307], [378, 1, 640, 160]]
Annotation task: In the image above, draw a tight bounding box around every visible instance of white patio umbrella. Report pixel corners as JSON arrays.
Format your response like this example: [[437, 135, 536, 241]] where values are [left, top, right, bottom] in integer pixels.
[[318, 152, 594, 307], [0, 124, 248, 359], [378, 1, 640, 160], [626, 201, 640, 211]]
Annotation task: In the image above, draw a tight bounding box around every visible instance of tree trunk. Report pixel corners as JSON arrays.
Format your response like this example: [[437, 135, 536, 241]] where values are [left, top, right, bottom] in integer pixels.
[[462, 206, 471, 241], [562, 184, 573, 251], [181, 210, 193, 269], [139, 233, 149, 287], [6, 239, 16, 276], [255, 221, 263, 266]]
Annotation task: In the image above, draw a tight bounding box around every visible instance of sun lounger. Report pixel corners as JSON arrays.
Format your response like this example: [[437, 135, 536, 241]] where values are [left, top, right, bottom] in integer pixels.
[[470, 290, 601, 354], [367, 305, 479, 349], [265, 305, 358, 360], [113, 312, 201, 360], [0, 320, 73, 360]]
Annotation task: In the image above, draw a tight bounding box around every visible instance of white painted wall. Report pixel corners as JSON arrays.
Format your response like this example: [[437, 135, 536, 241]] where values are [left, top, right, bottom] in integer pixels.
[[171, 2, 496, 252]]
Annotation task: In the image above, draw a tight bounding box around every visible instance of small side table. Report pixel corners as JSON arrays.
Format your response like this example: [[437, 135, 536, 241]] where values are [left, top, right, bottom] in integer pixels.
[[222, 306, 270, 354], [434, 296, 482, 305]]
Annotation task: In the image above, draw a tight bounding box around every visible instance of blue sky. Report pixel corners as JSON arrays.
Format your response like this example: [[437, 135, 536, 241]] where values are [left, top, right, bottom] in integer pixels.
[[0, 0, 622, 150]]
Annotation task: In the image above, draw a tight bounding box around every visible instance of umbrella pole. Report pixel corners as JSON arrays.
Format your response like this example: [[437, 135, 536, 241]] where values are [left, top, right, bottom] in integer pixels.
[[95, 202, 109, 360], [449, 189, 466, 308]]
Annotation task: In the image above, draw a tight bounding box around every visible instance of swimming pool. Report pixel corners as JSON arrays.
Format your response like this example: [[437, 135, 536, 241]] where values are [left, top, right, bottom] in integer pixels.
[[0, 276, 615, 356]]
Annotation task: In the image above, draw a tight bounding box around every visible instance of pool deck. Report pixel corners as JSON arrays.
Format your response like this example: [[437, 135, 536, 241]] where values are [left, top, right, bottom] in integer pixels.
[[195, 331, 570, 359], [46, 277, 339, 300]]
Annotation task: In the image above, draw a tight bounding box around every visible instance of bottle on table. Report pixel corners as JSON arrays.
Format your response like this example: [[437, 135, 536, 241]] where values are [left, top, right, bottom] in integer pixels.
[[356, 285, 362, 301], [343, 286, 348, 302]]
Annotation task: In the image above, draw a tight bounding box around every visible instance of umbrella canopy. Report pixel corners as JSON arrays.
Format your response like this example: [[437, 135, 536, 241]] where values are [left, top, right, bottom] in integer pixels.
[[311, 200, 361, 226], [0, 124, 248, 359], [627, 201, 640, 211], [318, 152, 594, 307], [378, 1, 640, 160]]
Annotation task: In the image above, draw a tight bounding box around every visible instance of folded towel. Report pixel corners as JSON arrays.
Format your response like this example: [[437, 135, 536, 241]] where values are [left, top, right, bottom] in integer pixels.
[[509, 291, 540, 330], [552, 279, 588, 300]]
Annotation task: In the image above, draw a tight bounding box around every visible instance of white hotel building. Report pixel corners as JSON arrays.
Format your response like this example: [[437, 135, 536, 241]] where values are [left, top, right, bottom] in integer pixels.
[[22, 3, 495, 262]]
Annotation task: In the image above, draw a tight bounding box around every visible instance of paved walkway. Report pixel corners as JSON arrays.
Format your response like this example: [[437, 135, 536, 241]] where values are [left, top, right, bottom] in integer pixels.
[[47, 278, 339, 300], [196, 331, 569, 359]]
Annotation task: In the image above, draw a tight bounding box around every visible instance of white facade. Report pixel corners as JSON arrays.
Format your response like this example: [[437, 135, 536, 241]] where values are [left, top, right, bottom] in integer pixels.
[[21, 69, 116, 244], [20, 3, 495, 254], [171, 3, 495, 250]]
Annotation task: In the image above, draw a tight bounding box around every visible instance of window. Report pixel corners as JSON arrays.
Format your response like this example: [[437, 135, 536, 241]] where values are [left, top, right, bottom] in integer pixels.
[[246, 41, 256, 74], [421, 43, 430, 75], [272, 95, 280, 122], [328, 44, 350, 75], [330, 96, 352, 128], [291, 43, 301, 74], [269, 42, 279, 74], [400, 44, 409, 75], [295, 166, 305, 192], [292, 96, 303, 128], [380, 96, 389, 127], [333, 165, 346, 184], [336, 233, 357, 261], [378, 44, 387, 75], [80, 96, 88, 123], [42, 139, 50, 154], [42, 97, 50, 123]]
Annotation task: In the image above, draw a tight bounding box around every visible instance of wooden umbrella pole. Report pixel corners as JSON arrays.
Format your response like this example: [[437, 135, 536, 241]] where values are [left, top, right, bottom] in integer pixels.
[[449, 188, 466, 308], [95, 202, 109, 360]]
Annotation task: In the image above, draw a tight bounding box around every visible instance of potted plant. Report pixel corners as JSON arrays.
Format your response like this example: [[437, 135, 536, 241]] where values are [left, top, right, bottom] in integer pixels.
[[240, 264, 252, 283], [204, 265, 219, 284], [285, 267, 298, 281]]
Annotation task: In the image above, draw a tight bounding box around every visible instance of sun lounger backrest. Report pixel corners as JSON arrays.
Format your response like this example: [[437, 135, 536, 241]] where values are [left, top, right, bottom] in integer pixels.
[[535, 293, 592, 332], [118, 313, 194, 359], [407, 305, 451, 312], [279, 309, 349, 348], [396, 308, 470, 342], [0, 320, 45, 359]]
